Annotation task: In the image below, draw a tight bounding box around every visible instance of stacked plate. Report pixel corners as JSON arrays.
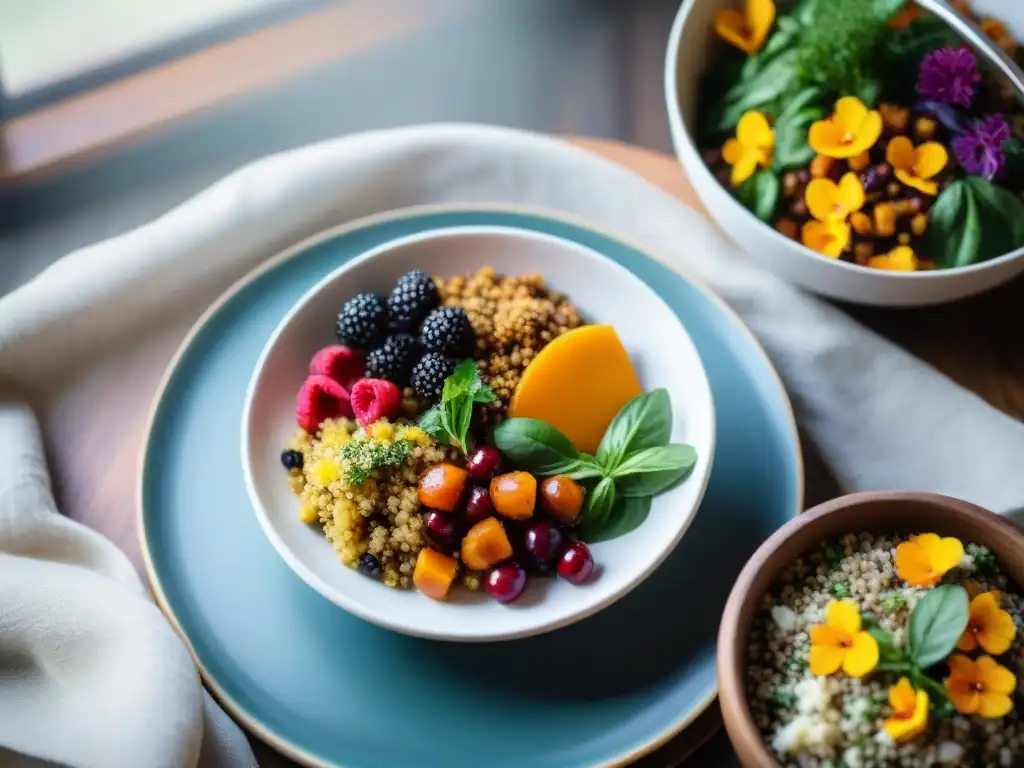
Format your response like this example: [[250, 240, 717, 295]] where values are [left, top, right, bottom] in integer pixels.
[[139, 206, 803, 767]]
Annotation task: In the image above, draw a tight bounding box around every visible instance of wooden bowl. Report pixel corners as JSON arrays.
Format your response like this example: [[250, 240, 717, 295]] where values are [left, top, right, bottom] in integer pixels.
[[717, 491, 1024, 768]]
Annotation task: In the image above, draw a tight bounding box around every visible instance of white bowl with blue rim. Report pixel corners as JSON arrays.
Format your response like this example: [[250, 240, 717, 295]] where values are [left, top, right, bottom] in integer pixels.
[[241, 225, 716, 642], [139, 205, 802, 767], [665, 0, 1024, 307]]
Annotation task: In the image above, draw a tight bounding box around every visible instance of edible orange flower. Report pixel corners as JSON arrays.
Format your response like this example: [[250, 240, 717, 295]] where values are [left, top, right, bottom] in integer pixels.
[[888, 5, 923, 29], [801, 219, 850, 259], [868, 245, 919, 272], [886, 136, 948, 196], [713, 0, 776, 55], [883, 677, 929, 742], [808, 97, 883, 159], [722, 111, 775, 186], [895, 533, 964, 587], [805, 172, 865, 223], [959, 591, 1017, 655], [981, 18, 1016, 53], [808, 600, 879, 677], [945, 654, 1016, 718]]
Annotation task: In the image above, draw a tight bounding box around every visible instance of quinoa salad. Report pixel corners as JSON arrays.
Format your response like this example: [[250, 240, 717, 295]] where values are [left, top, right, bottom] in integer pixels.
[[748, 532, 1024, 767], [275, 266, 699, 604], [698, 0, 1024, 272]]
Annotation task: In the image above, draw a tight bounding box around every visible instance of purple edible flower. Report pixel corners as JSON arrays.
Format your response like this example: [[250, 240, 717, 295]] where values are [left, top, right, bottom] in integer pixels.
[[917, 46, 980, 107], [953, 115, 1012, 180]]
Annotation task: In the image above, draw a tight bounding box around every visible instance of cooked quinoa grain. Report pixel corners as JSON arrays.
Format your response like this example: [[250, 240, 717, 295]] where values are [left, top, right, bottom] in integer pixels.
[[286, 418, 459, 588], [749, 533, 1024, 767], [437, 267, 583, 416]]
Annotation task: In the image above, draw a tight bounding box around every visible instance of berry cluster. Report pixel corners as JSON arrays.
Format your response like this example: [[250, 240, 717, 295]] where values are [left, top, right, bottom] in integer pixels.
[[335, 270, 476, 401]]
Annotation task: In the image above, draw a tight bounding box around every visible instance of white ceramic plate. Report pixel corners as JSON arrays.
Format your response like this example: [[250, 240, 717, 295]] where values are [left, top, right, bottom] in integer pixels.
[[665, 0, 1024, 307], [242, 225, 715, 641]]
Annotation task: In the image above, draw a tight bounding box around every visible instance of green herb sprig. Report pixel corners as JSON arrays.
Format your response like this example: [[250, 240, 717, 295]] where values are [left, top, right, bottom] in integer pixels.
[[864, 585, 970, 708], [340, 438, 412, 485], [926, 177, 1024, 268], [492, 389, 697, 541], [418, 359, 497, 453]]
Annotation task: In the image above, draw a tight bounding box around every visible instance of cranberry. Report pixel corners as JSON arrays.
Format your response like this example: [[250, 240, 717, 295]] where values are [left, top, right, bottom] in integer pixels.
[[557, 541, 595, 585], [423, 510, 460, 554], [523, 520, 564, 570], [466, 445, 502, 481], [485, 562, 527, 604], [462, 485, 494, 527]]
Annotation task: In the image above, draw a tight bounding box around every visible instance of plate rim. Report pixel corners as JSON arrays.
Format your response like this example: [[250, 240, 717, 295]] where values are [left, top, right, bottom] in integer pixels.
[[137, 202, 805, 768]]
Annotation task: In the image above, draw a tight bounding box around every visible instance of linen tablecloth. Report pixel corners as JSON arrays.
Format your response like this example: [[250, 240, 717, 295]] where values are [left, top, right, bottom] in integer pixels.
[[2, 125, 1023, 767]]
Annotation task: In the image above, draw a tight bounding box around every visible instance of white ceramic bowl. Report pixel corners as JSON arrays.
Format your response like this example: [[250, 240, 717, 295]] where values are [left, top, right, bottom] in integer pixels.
[[665, 0, 1024, 307], [242, 225, 715, 642]]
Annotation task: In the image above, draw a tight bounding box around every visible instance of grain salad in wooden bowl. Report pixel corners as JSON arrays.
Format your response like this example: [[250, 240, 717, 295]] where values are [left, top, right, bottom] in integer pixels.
[[718, 492, 1024, 768], [242, 227, 714, 641]]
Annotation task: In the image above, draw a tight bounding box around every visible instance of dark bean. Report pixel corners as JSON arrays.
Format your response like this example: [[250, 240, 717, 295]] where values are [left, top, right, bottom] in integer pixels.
[[859, 164, 891, 195], [791, 198, 809, 218], [714, 166, 732, 188], [702, 148, 723, 167], [794, 169, 810, 184], [782, 171, 801, 198]]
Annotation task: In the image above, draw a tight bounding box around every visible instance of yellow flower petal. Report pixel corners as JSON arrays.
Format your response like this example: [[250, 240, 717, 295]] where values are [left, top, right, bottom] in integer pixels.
[[977, 656, 1017, 695], [869, 246, 918, 272], [808, 118, 849, 157], [737, 111, 774, 150], [842, 631, 879, 677], [805, 178, 840, 222], [895, 539, 937, 586], [730, 149, 760, 187], [886, 136, 916, 173], [837, 172, 865, 214], [978, 692, 1013, 719], [834, 96, 869, 135], [884, 689, 930, 742], [948, 653, 975, 679], [981, 610, 1017, 656], [713, 9, 758, 54], [888, 677, 917, 715], [809, 644, 845, 676], [802, 219, 850, 258], [895, 169, 939, 196], [914, 142, 948, 179], [810, 624, 844, 646], [722, 137, 745, 165], [747, 0, 776, 49], [827, 600, 862, 634], [915, 533, 964, 575]]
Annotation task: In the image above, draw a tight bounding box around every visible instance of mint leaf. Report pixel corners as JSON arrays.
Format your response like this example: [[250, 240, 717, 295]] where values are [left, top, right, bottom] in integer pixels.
[[442, 359, 479, 403], [418, 406, 454, 446]]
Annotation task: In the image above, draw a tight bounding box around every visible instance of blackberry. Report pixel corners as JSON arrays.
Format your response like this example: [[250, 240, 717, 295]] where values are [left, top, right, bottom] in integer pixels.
[[336, 293, 388, 349], [280, 449, 303, 470], [365, 334, 419, 387], [387, 270, 440, 331], [358, 553, 382, 579], [419, 306, 475, 358], [411, 352, 457, 401]]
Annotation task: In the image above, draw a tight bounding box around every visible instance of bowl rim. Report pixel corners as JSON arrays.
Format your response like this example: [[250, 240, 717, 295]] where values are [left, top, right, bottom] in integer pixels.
[[239, 222, 718, 643], [716, 490, 1024, 767], [663, 0, 1024, 280]]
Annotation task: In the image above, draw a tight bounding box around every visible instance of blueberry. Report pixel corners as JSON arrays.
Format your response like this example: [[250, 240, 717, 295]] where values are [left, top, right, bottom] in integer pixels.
[[281, 449, 304, 470], [359, 553, 382, 579]]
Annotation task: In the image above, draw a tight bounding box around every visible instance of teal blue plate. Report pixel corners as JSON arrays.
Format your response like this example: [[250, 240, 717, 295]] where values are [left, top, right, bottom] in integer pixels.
[[140, 207, 802, 768]]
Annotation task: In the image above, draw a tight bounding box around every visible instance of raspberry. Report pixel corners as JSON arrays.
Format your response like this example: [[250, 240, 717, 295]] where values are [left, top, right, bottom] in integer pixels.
[[309, 345, 365, 390], [350, 378, 402, 427], [295, 375, 353, 433]]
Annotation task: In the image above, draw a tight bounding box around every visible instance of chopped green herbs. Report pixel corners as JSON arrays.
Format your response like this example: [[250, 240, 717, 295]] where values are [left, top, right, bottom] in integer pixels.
[[419, 359, 497, 453], [880, 591, 907, 613], [340, 438, 412, 485], [832, 582, 851, 598]]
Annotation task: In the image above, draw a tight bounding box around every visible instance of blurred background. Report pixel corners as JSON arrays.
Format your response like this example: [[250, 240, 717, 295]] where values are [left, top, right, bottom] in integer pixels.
[[0, 0, 681, 295]]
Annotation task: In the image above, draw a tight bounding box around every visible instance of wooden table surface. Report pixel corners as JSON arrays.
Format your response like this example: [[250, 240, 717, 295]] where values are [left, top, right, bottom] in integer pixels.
[[48, 137, 1024, 768]]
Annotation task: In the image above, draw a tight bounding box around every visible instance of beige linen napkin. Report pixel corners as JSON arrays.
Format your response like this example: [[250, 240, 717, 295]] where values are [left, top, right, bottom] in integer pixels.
[[2, 124, 1023, 767]]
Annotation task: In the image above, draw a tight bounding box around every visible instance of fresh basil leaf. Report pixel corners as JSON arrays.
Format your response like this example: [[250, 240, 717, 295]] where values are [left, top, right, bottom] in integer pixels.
[[585, 496, 651, 543], [419, 406, 454, 446], [965, 176, 1024, 261], [612, 444, 698, 497], [740, 15, 801, 81], [720, 49, 802, 130], [738, 171, 779, 223], [563, 455, 606, 481], [580, 477, 616, 540], [773, 88, 826, 170], [866, 627, 904, 663], [596, 389, 672, 471], [908, 584, 970, 669], [492, 418, 580, 475], [927, 181, 982, 268]]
